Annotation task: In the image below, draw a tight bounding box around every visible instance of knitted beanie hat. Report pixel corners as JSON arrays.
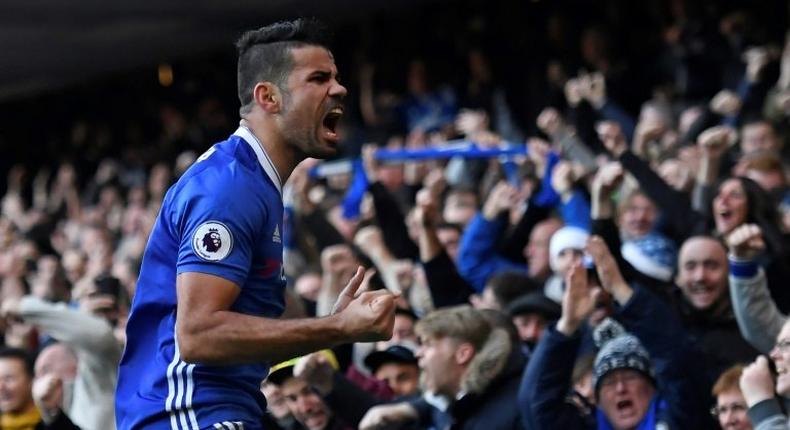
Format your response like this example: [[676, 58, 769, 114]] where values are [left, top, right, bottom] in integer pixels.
[[592, 318, 655, 394]]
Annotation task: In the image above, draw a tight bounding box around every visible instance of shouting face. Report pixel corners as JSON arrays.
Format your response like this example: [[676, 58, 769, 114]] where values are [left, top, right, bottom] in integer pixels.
[[280, 376, 332, 430], [598, 369, 656, 430], [713, 179, 748, 236], [278, 46, 347, 160]]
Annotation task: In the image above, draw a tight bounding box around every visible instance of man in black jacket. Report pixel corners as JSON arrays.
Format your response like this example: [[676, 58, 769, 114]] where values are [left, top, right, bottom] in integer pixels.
[[359, 305, 526, 430]]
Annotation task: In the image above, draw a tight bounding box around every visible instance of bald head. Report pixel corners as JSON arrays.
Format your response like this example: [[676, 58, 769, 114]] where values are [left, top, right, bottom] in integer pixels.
[[677, 237, 729, 311], [35, 343, 77, 381]]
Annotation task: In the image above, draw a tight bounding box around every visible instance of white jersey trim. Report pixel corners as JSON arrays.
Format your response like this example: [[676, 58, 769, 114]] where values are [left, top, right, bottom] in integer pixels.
[[233, 126, 283, 196], [167, 335, 199, 430], [213, 422, 244, 429]]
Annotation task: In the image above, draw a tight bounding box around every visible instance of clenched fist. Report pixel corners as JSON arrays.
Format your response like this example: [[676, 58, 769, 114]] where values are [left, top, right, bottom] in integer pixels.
[[332, 267, 399, 343], [726, 224, 765, 260]]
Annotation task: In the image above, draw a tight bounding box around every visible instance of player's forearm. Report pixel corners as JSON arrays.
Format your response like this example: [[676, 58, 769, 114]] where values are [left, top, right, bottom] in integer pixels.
[[177, 311, 349, 365]]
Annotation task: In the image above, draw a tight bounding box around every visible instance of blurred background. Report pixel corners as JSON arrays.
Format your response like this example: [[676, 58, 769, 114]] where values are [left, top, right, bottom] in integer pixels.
[[0, 2, 789, 428], [1, 0, 787, 187]]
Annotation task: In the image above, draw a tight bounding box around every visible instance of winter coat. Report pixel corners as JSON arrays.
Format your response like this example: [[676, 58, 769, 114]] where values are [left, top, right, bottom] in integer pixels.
[[519, 285, 712, 429], [409, 328, 527, 430]]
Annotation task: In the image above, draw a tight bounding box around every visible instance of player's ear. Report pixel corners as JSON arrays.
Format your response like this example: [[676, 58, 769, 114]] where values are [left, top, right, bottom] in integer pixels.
[[253, 82, 282, 113]]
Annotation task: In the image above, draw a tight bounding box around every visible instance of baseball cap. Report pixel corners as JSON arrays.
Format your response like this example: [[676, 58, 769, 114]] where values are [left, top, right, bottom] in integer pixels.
[[364, 344, 418, 374], [266, 349, 339, 385]]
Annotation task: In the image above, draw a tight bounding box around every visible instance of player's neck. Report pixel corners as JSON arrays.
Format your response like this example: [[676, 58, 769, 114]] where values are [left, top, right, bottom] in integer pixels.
[[239, 118, 297, 185]]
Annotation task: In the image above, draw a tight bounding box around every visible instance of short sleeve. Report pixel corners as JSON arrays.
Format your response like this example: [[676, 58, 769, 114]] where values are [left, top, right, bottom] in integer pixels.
[[175, 172, 263, 287]]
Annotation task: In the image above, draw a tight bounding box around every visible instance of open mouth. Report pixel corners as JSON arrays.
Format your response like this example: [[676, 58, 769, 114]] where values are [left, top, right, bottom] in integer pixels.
[[322, 106, 344, 142], [305, 414, 327, 429], [688, 282, 717, 305], [616, 399, 634, 412], [689, 283, 712, 295]]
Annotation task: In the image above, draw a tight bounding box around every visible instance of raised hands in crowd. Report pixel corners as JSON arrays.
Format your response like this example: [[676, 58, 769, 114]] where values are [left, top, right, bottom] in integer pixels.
[[0, 5, 789, 429], [556, 262, 599, 336], [564, 71, 606, 109], [727, 223, 767, 260]]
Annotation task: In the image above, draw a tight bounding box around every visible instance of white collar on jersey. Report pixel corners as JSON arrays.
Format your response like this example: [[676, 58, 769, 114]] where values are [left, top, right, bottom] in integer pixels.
[[233, 126, 283, 196]]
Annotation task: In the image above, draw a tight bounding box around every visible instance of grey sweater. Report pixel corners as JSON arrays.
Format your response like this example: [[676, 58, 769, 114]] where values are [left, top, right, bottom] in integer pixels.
[[728, 258, 786, 354], [728, 258, 790, 430], [20, 296, 121, 430]]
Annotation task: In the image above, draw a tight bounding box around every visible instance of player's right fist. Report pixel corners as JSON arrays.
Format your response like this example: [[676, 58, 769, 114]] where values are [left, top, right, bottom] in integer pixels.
[[339, 289, 398, 343]]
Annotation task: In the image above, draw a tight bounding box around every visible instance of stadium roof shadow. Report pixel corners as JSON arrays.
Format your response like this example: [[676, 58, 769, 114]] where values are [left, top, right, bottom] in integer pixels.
[[0, 0, 426, 101]]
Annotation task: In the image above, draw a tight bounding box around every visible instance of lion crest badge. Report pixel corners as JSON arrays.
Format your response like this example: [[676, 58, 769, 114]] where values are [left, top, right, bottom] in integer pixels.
[[192, 221, 233, 261]]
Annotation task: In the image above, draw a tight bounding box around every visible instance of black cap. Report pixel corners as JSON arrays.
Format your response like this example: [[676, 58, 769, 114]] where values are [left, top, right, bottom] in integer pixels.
[[506, 291, 561, 320], [93, 273, 121, 298], [364, 345, 418, 374]]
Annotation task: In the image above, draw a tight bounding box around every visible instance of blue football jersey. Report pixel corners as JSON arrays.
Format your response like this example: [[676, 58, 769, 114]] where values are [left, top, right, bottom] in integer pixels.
[[117, 127, 287, 430]]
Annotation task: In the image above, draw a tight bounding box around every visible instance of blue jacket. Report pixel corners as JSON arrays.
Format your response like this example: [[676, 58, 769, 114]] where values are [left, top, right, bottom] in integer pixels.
[[519, 285, 711, 429], [457, 213, 528, 293], [457, 191, 590, 293]]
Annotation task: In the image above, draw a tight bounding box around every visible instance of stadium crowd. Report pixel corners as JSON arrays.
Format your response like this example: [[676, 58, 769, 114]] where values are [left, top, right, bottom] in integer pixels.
[[0, 0, 789, 429]]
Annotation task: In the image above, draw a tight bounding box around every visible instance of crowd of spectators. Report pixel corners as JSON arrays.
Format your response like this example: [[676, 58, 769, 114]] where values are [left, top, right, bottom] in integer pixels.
[[0, 0, 789, 429]]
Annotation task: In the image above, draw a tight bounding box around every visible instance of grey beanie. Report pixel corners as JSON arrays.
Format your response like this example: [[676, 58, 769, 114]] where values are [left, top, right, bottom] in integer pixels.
[[592, 318, 655, 394]]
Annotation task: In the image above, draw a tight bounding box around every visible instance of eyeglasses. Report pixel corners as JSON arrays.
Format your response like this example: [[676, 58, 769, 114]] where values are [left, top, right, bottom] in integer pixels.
[[772, 339, 790, 354], [599, 371, 642, 388], [710, 402, 747, 417]]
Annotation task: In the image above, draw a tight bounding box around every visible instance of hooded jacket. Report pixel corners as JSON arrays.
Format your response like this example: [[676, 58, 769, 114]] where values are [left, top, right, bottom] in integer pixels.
[[410, 328, 527, 430]]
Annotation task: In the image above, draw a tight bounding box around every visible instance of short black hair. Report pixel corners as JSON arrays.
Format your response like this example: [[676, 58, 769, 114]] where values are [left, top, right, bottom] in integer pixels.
[[94, 272, 121, 299], [235, 18, 330, 115], [395, 306, 419, 321], [485, 271, 541, 308], [726, 176, 786, 256], [0, 347, 34, 379]]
